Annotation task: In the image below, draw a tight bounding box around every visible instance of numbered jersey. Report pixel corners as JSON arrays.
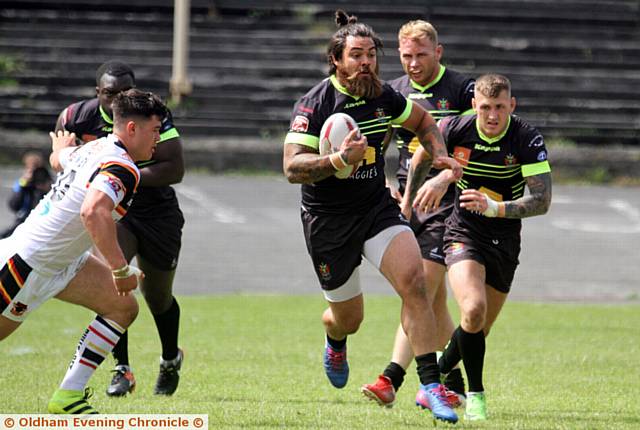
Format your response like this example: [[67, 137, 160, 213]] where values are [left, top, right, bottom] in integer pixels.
[[12, 135, 140, 275]]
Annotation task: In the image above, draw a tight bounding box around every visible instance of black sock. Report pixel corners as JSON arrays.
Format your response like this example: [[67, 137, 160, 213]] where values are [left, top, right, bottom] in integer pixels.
[[153, 297, 180, 361], [382, 362, 406, 391], [111, 330, 129, 367], [415, 352, 440, 386], [439, 326, 463, 374], [458, 327, 485, 393], [444, 368, 466, 395], [326, 335, 347, 350]]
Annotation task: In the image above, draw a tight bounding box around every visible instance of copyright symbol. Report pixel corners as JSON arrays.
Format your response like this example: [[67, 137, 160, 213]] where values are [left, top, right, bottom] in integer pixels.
[[193, 417, 203, 428], [4, 418, 14, 428]]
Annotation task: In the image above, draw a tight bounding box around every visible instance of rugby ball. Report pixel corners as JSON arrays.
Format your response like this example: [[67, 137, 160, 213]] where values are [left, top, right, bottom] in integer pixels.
[[319, 112, 362, 179]]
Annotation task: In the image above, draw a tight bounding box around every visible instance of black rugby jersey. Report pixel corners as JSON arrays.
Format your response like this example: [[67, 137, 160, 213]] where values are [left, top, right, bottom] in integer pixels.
[[441, 114, 551, 238], [285, 75, 412, 215], [389, 66, 474, 196], [60, 97, 180, 217]]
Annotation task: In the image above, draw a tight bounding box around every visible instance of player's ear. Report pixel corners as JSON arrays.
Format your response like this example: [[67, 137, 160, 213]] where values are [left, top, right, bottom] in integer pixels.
[[126, 120, 136, 135], [95, 86, 100, 97], [471, 97, 477, 111], [436, 44, 443, 61], [510, 97, 516, 113]]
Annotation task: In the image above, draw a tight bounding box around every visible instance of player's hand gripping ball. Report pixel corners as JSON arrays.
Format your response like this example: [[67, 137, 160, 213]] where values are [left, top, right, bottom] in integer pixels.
[[319, 113, 363, 179]]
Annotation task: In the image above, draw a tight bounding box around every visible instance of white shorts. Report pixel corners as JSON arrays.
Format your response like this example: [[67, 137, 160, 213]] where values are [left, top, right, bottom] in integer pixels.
[[0, 245, 90, 322], [322, 224, 411, 302]]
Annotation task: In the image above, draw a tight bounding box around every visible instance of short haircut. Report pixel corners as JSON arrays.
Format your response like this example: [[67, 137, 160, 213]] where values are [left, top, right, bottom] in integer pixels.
[[398, 20, 438, 45], [95, 61, 136, 86], [111, 89, 167, 124], [475, 74, 512, 98], [326, 9, 383, 75]]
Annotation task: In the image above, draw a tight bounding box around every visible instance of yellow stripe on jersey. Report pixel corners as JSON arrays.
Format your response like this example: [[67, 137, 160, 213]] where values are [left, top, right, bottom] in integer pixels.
[[7, 258, 25, 287], [391, 99, 413, 125], [284, 132, 320, 150], [522, 160, 551, 177], [0, 282, 12, 304], [159, 128, 180, 143], [100, 161, 140, 187]]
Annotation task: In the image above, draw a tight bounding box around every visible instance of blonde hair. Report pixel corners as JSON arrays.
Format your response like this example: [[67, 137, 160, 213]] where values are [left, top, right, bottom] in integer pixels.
[[475, 74, 512, 98], [398, 20, 438, 45]]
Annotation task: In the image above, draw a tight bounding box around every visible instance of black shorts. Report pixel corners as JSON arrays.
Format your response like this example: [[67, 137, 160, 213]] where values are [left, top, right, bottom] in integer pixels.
[[410, 204, 453, 265], [443, 220, 520, 293], [301, 193, 408, 291], [119, 206, 185, 271]]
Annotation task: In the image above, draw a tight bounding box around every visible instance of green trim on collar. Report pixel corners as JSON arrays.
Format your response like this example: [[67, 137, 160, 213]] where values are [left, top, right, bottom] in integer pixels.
[[410, 65, 445, 92], [99, 105, 113, 125], [476, 115, 511, 144], [330, 75, 359, 100]]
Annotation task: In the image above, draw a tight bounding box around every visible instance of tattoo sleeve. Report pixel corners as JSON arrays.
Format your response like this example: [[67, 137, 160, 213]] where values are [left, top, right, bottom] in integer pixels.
[[415, 122, 447, 160], [503, 172, 552, 218], [404, 153, 433, 207], [283, 144, 336, 184]]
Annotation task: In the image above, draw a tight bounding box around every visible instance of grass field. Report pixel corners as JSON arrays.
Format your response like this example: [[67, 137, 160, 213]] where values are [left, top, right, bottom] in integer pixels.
[[2, 295, 639, 429]]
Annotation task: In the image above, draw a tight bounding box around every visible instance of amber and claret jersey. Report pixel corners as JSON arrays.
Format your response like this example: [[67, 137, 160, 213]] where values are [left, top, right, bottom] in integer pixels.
[[441, 114, 551, 238], [59, 97, 180, 217], [389, 67, 475, 195], [285, 75, 413, 215], [11, 135, 139, 275]]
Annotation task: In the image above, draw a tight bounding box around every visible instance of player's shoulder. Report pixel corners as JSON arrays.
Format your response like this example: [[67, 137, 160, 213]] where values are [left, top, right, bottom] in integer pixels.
[[443, 113, 475, 130], [386, 75, 410, 92], [442, 68, 475, 90], [66, 98, 100, 122], [510, 115, 541, 137]]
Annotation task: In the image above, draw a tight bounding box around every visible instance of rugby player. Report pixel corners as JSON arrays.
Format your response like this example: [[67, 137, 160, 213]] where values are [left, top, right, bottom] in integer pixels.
[[55, 61, 185, 396], [0, 89, 167, 413], [404, 73, 552, 420], [362, 20, 475, 409], [283, 10, 462, 424]]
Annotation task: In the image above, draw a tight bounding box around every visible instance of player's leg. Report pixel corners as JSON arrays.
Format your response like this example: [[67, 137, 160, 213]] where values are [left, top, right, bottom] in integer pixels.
[[105, 221, 139, 396], [321, 270, 364, 389], [49, 254, 139, 414], [371, 228, 457, 423], [0, 317, 21, 341]]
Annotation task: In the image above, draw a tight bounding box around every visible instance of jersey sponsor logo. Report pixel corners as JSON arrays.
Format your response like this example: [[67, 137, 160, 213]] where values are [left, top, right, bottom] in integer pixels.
[[349, 164, 378, 180], [344, 100, 366, 109], [437, 98, 451, 110], [101, 126, 112, 132], [537, 150, 548, 161], [464, 81, 475, 94], [453, 146, 471, 166], [504, 153, 518, 166], [291, 115, 309, 133], [474, 143, 501, 152], [10, 301, 28, 317], [408, 93, 432, 99], [318, 262, 331, 281], [528, 134, 544, 148]]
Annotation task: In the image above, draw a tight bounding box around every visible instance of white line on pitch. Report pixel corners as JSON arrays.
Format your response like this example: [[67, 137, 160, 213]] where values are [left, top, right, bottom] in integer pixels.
[[174, 184, 246, 224]]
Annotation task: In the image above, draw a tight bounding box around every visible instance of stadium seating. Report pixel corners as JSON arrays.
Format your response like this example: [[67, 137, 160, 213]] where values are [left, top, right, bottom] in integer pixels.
[[0, 0, 639, 146]]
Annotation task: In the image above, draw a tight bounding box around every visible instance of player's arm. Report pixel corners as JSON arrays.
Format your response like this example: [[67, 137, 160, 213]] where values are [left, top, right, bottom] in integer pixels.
[[49, 130, 77, 172], [80, 189, 140, 294], [137, 136, 185, 187], [283, 129, 365, 184], [460, 172, 552, 218]]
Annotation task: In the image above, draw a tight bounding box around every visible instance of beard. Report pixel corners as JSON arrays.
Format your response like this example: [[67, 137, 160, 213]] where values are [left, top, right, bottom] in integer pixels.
[[339, 65, 383, 99]]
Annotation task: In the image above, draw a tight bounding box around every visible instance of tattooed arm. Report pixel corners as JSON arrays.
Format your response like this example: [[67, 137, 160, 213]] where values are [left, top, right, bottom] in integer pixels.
[[283, 129, 366, 184], [459, 172, 552, 218]]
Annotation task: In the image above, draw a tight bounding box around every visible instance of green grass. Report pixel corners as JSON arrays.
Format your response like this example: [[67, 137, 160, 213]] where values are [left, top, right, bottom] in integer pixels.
[[2, 295, 639, 429]]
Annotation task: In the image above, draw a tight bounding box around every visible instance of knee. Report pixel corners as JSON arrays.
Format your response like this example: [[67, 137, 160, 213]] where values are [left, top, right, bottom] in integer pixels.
[[400, 266, 428, 303], [460, 300, 486, 333], [323, 308, 362, 335], [119, 296, 139, 327], [141, 287, 173, 315]]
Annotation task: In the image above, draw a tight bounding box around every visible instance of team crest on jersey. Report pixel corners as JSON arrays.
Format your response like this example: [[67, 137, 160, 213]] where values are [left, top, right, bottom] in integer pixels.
[[106, 176, 123, 194], [437, 98, 450, 110], [291, 115, 309, 132], [10, 301, 28, 317], [318, 262, 331, 281], [374, 108, 386, 123], [504, 153, 518, 166]]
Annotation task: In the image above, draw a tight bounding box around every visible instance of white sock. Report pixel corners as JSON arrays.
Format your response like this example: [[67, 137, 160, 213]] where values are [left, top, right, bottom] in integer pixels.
[[60, 316, 125, 391]]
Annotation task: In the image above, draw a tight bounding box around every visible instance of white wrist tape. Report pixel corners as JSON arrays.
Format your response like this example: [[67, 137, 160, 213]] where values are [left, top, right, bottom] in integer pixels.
[[112, 264, 143, 283], [482, 194, 499, 218]]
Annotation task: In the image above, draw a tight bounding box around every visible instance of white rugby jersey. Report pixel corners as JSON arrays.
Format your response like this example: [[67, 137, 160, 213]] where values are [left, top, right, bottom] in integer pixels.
[[12, 135, 140, 275]]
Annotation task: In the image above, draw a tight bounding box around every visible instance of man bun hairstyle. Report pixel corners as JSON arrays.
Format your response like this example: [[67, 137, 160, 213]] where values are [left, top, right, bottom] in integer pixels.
[[96, 61, 136, 86], [327, 9, 383, 75], [111, 89, 167, 124]]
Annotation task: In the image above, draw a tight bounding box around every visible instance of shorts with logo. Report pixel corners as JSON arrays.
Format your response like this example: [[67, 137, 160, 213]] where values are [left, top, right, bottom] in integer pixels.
[[301, 193, 409, 291], [410, 204, 454, 265], [0, 243, 90, 322], [119, 206, 185, 271], [443, 220, 521, 293]]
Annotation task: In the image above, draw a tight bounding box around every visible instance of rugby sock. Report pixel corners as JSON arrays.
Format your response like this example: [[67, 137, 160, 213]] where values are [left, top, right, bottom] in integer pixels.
[[153, 297, 181, 361], [111, 330, 130, 366], [458, 327, 486, 393], [439, 326, 463, 374], [326, 334, 347, 350], [444, 368, 466, 395], [60, 316, 125, 391], [383, 361, 406, 391], [415, 352, 440, 386]]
